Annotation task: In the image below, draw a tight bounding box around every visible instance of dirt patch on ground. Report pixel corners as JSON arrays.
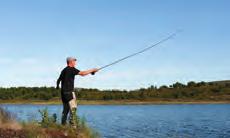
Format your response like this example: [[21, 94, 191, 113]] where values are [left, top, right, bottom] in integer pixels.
[[44, 129, 69, 138], [0, 121, 22, 130], [0, 128, 85, 138], [0, 128, 26, 138]]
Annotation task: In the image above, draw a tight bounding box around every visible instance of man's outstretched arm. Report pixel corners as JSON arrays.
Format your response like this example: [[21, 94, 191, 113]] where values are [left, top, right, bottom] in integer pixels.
[[79, 68, 98, 76]]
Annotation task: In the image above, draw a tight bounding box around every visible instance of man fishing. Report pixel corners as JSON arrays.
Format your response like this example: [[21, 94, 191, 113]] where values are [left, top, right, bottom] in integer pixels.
[[56, 57, 98, 128], [55, 31, 179, 128]]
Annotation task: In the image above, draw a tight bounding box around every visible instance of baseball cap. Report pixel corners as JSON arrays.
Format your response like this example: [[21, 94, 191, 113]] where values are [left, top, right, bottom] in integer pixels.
[[66, 57, 77, 62]]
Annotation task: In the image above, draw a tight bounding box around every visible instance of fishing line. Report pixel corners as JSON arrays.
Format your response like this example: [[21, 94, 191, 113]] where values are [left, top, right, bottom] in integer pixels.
[[92, 30, 182, 74]]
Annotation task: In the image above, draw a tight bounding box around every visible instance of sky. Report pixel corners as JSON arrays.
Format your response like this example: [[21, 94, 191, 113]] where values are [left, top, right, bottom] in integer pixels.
[[0, 0, 229, 90]]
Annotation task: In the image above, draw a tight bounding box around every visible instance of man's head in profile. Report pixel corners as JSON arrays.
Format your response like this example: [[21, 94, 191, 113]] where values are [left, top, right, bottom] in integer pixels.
[[66, 57, 77, 67]]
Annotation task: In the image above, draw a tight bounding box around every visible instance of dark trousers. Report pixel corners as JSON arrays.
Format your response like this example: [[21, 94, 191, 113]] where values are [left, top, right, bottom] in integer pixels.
[[61, 92, 77, 127]]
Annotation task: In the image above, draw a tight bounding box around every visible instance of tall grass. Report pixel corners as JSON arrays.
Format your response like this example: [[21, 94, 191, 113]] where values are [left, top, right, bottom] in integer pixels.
[[37, 108, 100, 138], [0, 107, 100, 138], [0, 107, 21, 130], [0, 107, 15, 123]]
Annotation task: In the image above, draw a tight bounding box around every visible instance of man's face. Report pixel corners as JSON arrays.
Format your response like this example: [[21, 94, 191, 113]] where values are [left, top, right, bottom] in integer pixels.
[[72, 60, 77, 67], [69, 60, 77, 67]]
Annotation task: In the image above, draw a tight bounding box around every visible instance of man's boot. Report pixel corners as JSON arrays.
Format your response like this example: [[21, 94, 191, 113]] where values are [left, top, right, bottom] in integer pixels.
[[61, 113, 68, 125]]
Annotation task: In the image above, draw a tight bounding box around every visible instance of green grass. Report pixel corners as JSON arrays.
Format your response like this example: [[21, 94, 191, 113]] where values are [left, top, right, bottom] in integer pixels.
[[0, 107, 100, 138]]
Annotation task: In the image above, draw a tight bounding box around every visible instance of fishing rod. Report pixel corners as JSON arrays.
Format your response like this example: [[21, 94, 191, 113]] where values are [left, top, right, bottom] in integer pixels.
[[92, 30, 181, 75]]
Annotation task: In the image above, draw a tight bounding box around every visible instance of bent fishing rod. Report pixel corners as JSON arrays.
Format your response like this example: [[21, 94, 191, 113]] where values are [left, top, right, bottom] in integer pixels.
[[92, 30, 181, 75]]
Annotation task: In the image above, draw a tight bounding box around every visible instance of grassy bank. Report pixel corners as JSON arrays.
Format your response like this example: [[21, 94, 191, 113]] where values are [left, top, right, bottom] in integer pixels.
[[0, 107, 100, 138], [0, 99, 230, 105]]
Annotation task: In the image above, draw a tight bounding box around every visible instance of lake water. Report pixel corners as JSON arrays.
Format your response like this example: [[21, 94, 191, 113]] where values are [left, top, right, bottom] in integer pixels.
[[1, 104, 230, 138]]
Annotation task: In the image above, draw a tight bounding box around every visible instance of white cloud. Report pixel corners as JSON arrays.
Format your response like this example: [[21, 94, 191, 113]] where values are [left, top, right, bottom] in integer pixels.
[[0, 58, 13, 64], [0, 57, 62, 87], [0, 57, 228, 90], [75, 65, 195, 89]]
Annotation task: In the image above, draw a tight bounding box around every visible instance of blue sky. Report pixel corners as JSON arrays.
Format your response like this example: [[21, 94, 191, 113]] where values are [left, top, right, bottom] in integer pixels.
[[0, 0, 229, 89]]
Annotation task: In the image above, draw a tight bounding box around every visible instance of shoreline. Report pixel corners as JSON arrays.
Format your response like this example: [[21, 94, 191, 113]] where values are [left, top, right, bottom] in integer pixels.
[[0, 99, 230, 105]]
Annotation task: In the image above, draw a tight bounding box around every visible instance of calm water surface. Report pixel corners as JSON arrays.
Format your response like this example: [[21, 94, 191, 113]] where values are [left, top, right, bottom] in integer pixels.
[[1, 104, 230, 138]]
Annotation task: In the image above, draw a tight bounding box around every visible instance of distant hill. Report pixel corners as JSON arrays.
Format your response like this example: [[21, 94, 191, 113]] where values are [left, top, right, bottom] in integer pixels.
[[209, 80, 230, 85]]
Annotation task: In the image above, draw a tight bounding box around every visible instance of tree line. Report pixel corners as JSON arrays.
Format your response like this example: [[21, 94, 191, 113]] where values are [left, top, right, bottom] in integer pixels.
[[0, 81, 229, 101]]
